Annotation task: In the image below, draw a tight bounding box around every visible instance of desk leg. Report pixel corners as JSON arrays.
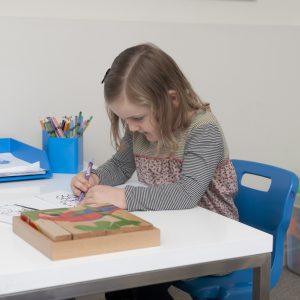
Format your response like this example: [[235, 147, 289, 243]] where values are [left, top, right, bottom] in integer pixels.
[[252, 253, 271, 300]]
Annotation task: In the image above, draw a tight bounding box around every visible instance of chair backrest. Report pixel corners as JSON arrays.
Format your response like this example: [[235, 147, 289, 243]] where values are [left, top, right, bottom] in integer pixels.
[[231, 159, 299, 287]]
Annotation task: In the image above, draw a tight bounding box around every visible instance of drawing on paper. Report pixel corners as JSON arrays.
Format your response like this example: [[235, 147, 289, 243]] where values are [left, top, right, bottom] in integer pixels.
[[55, 193, 79, 207], [0, 204, 29, 224], [35, 191, 80, 207], [0, 204, 24, 217]]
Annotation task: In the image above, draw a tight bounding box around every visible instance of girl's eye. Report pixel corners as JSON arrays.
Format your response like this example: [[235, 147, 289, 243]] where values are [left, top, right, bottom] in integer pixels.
[[133, 116, 144, 121]]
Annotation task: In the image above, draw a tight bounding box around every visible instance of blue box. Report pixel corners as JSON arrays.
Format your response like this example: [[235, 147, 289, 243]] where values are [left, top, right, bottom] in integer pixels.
[[42, 131, 83, 174]]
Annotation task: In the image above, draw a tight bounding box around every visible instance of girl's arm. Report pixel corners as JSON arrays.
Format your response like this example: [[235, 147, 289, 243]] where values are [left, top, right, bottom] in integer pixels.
[[125, 124, 223, 211], [91, 130, 136, 186]]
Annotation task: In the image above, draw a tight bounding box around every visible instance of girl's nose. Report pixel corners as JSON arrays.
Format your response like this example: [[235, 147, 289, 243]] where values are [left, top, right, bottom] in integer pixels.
[[127, 121, 139, 132]]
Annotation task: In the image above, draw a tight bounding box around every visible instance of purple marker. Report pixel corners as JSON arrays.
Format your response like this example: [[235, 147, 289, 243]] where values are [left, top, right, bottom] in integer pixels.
[[78, 161, 93, 202]]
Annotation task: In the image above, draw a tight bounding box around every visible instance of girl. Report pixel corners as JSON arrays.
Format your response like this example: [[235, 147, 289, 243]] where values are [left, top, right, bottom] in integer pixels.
[[71, 43, 239, 299]]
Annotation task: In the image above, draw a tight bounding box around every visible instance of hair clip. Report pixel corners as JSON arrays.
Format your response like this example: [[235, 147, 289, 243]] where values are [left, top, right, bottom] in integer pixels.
[[101, 68, 111, 84]]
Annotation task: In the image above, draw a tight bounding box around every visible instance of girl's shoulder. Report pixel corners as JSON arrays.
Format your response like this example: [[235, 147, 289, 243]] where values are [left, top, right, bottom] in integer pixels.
[[188, 108, 220, 132], [186, 108, 229, 159]]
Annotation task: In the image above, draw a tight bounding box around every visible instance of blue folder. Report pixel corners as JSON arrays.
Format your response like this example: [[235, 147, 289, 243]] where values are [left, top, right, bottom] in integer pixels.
[[0, 138, 52, 182]]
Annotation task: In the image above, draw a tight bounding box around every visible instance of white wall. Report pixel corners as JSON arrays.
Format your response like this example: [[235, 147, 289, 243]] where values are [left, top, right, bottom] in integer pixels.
[[0, 0, 300, 26], [0, 1, 299, 175]]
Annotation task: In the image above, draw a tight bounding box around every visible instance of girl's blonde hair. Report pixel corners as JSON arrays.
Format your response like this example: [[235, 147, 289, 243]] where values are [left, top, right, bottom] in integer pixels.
[[102, 43, 208, 151]]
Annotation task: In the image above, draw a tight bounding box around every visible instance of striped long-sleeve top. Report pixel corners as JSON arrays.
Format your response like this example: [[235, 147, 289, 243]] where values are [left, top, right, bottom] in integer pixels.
[[92, 109, 239, 220]]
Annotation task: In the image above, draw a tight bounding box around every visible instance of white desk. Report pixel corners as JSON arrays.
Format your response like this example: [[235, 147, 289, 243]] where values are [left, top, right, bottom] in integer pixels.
[[0, 174, 273, 300]]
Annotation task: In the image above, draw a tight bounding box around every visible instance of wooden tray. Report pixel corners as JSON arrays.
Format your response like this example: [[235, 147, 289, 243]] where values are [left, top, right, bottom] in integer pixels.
[[12, 205, 160, 260]]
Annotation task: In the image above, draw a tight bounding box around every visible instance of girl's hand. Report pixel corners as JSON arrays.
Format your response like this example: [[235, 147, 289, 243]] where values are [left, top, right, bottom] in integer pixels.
[[81, 185, 126, 209], [71, 172, 100, 196]]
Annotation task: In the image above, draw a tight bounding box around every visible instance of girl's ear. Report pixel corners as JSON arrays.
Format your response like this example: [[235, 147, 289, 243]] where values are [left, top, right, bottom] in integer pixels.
[[168, 90, 179, 108]]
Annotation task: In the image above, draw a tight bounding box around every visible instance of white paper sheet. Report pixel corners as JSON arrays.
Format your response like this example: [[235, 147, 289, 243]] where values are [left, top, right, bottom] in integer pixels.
[[0, 153, 45, 177], [1, 180, 148, 224], [35, 190, 80, 208], [0, 197, 56, 224]]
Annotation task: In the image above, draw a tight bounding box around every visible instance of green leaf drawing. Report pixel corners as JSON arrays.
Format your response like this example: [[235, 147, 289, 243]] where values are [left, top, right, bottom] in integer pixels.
[[75, 215, 141, 231]]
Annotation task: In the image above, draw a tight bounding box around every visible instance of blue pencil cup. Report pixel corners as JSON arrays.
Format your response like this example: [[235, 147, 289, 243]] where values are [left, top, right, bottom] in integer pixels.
[[42, 131, 83, 174]]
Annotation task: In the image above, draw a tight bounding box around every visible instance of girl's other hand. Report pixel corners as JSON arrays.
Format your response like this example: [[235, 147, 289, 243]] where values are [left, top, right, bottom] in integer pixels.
[[81, 185, 126, 209], [71, 173, 99, 196]]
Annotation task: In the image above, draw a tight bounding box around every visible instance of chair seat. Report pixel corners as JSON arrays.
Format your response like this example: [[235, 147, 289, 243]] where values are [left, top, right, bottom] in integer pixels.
[[176, 269, 252, 299]]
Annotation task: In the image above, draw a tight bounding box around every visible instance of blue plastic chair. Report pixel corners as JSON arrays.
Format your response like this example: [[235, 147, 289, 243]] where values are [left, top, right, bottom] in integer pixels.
[[175, 159, 299, 300]]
